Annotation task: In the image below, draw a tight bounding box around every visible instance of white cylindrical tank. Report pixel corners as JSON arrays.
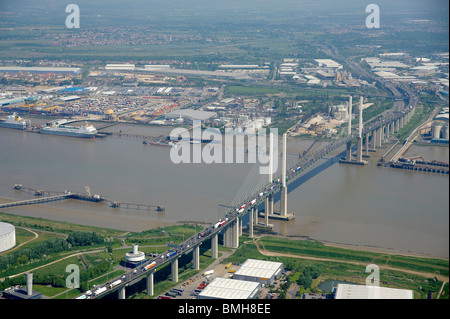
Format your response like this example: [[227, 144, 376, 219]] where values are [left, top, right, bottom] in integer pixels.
[[431, 122, 442, 139], [0, 222, 16, 253], [443, 124, 449, 140]]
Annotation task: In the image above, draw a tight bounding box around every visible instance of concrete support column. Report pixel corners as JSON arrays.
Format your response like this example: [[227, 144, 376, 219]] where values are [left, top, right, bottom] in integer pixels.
[[249, 208, 254, 238], [193, 246, 200, 270], [371, 130, 377, 149], [171, 258, 178, 282], [223, 227, 230, 247], [376, 127, 382, 148], [264, 197, 269, 226], [268, 194, 273, 216], [254, 208, 258, 225], [119, 286, 126, 299], [264, 197, 269, 220], [232, 218, 239, 248], [390, 121, 395, 135], [365, 134, 369, 156], [280, 186, 288, 217], [345, 140, 352, 161], [211, 234, 218, 259], [385, 124, 390, 140], [380, 126, 384, 144], [356, 137, 363, 162], [239, 218, 242, 236], [395, 119, 400, 132], [147, 272, 154, 296]]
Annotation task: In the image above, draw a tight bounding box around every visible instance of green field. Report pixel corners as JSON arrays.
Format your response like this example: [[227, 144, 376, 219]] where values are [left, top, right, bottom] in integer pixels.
[[1, 211, 448, 299], [224, 236, 449, 299]]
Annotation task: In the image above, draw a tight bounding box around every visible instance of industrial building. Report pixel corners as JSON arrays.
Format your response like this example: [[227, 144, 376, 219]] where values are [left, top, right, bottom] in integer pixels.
[[144, 64, 171, 71], [105, 64, 135, 71], [198, 277, 260, 299], [233, 259, 283, 285], [219, 65, 262, 69], [124, 244, 148, 268], [165, 109, 217, 122], [314, 59, 342, 69], [331, 104, 349, 121], [0, 222, 16, 253], [0, 66, 81, 74], [334, 283, 414, 299], [362, 57, 409, 70]]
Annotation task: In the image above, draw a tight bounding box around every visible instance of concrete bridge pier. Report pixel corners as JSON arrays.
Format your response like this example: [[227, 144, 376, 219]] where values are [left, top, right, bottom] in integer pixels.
[[211, 234, 218, 259], [385, 124, 390, 140], [345, 140, 352, 161], [119, 286, 126, 299], [147, 272, 154, 296], [249, 208, 254, 238], [268, 194, 273, 216], [223, 226, 231, 247], [356, 137, 363, 162], [264, 197, 269, 224], [390, 121, 395, 136], [379, 126, 385, 145], [370, 129, 377, 150], [171, 257, 178, 282], [376, 127, 382, 148], [395, 119, 400, 132], [363, 133, 370, 157], [232, 217, 239, 248], [193, 246, 200, 270]]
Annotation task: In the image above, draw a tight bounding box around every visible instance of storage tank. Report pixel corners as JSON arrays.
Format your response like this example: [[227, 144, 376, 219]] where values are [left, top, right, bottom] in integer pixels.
[[431, 122, 442, 139], [0, 222, 16, 253], [443, 123, 449, 140]]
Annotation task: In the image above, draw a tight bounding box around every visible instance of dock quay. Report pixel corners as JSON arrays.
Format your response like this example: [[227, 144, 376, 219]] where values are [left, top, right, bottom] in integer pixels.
[[6, 184, 165, 212], [377, 159, 449, 174], [104, 200, 165, 212], [0, 194, 70, 209]]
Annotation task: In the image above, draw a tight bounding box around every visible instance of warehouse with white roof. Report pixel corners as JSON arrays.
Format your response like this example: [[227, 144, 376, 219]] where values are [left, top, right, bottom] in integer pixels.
[[198, 277, 260, 299], [233, 259, 283, 285], [335, 283, 414, 299]]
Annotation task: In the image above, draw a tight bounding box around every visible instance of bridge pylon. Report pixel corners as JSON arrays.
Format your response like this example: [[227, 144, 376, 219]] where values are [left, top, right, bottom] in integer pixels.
[[339, 96, 368, 166]]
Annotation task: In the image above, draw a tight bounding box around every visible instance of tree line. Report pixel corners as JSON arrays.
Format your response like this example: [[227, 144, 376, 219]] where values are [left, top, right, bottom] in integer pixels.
[[0, 231, 105, 278]]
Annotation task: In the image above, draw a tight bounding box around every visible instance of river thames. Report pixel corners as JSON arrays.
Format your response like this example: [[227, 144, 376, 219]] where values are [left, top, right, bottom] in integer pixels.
[[0, 123, 448, 258]]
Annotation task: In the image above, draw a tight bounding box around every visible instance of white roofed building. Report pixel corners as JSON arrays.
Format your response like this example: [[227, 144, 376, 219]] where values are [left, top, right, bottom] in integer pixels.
[[335, 283, 414, 299], [233, 259, 283, 285], [198, 278, 260, 299]]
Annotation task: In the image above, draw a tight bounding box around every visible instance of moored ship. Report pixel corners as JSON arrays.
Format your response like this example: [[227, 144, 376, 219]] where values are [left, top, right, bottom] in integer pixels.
[[40, 120, 97, 138], [0, 113, 28, 130], [143, 140, 177, 147]]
